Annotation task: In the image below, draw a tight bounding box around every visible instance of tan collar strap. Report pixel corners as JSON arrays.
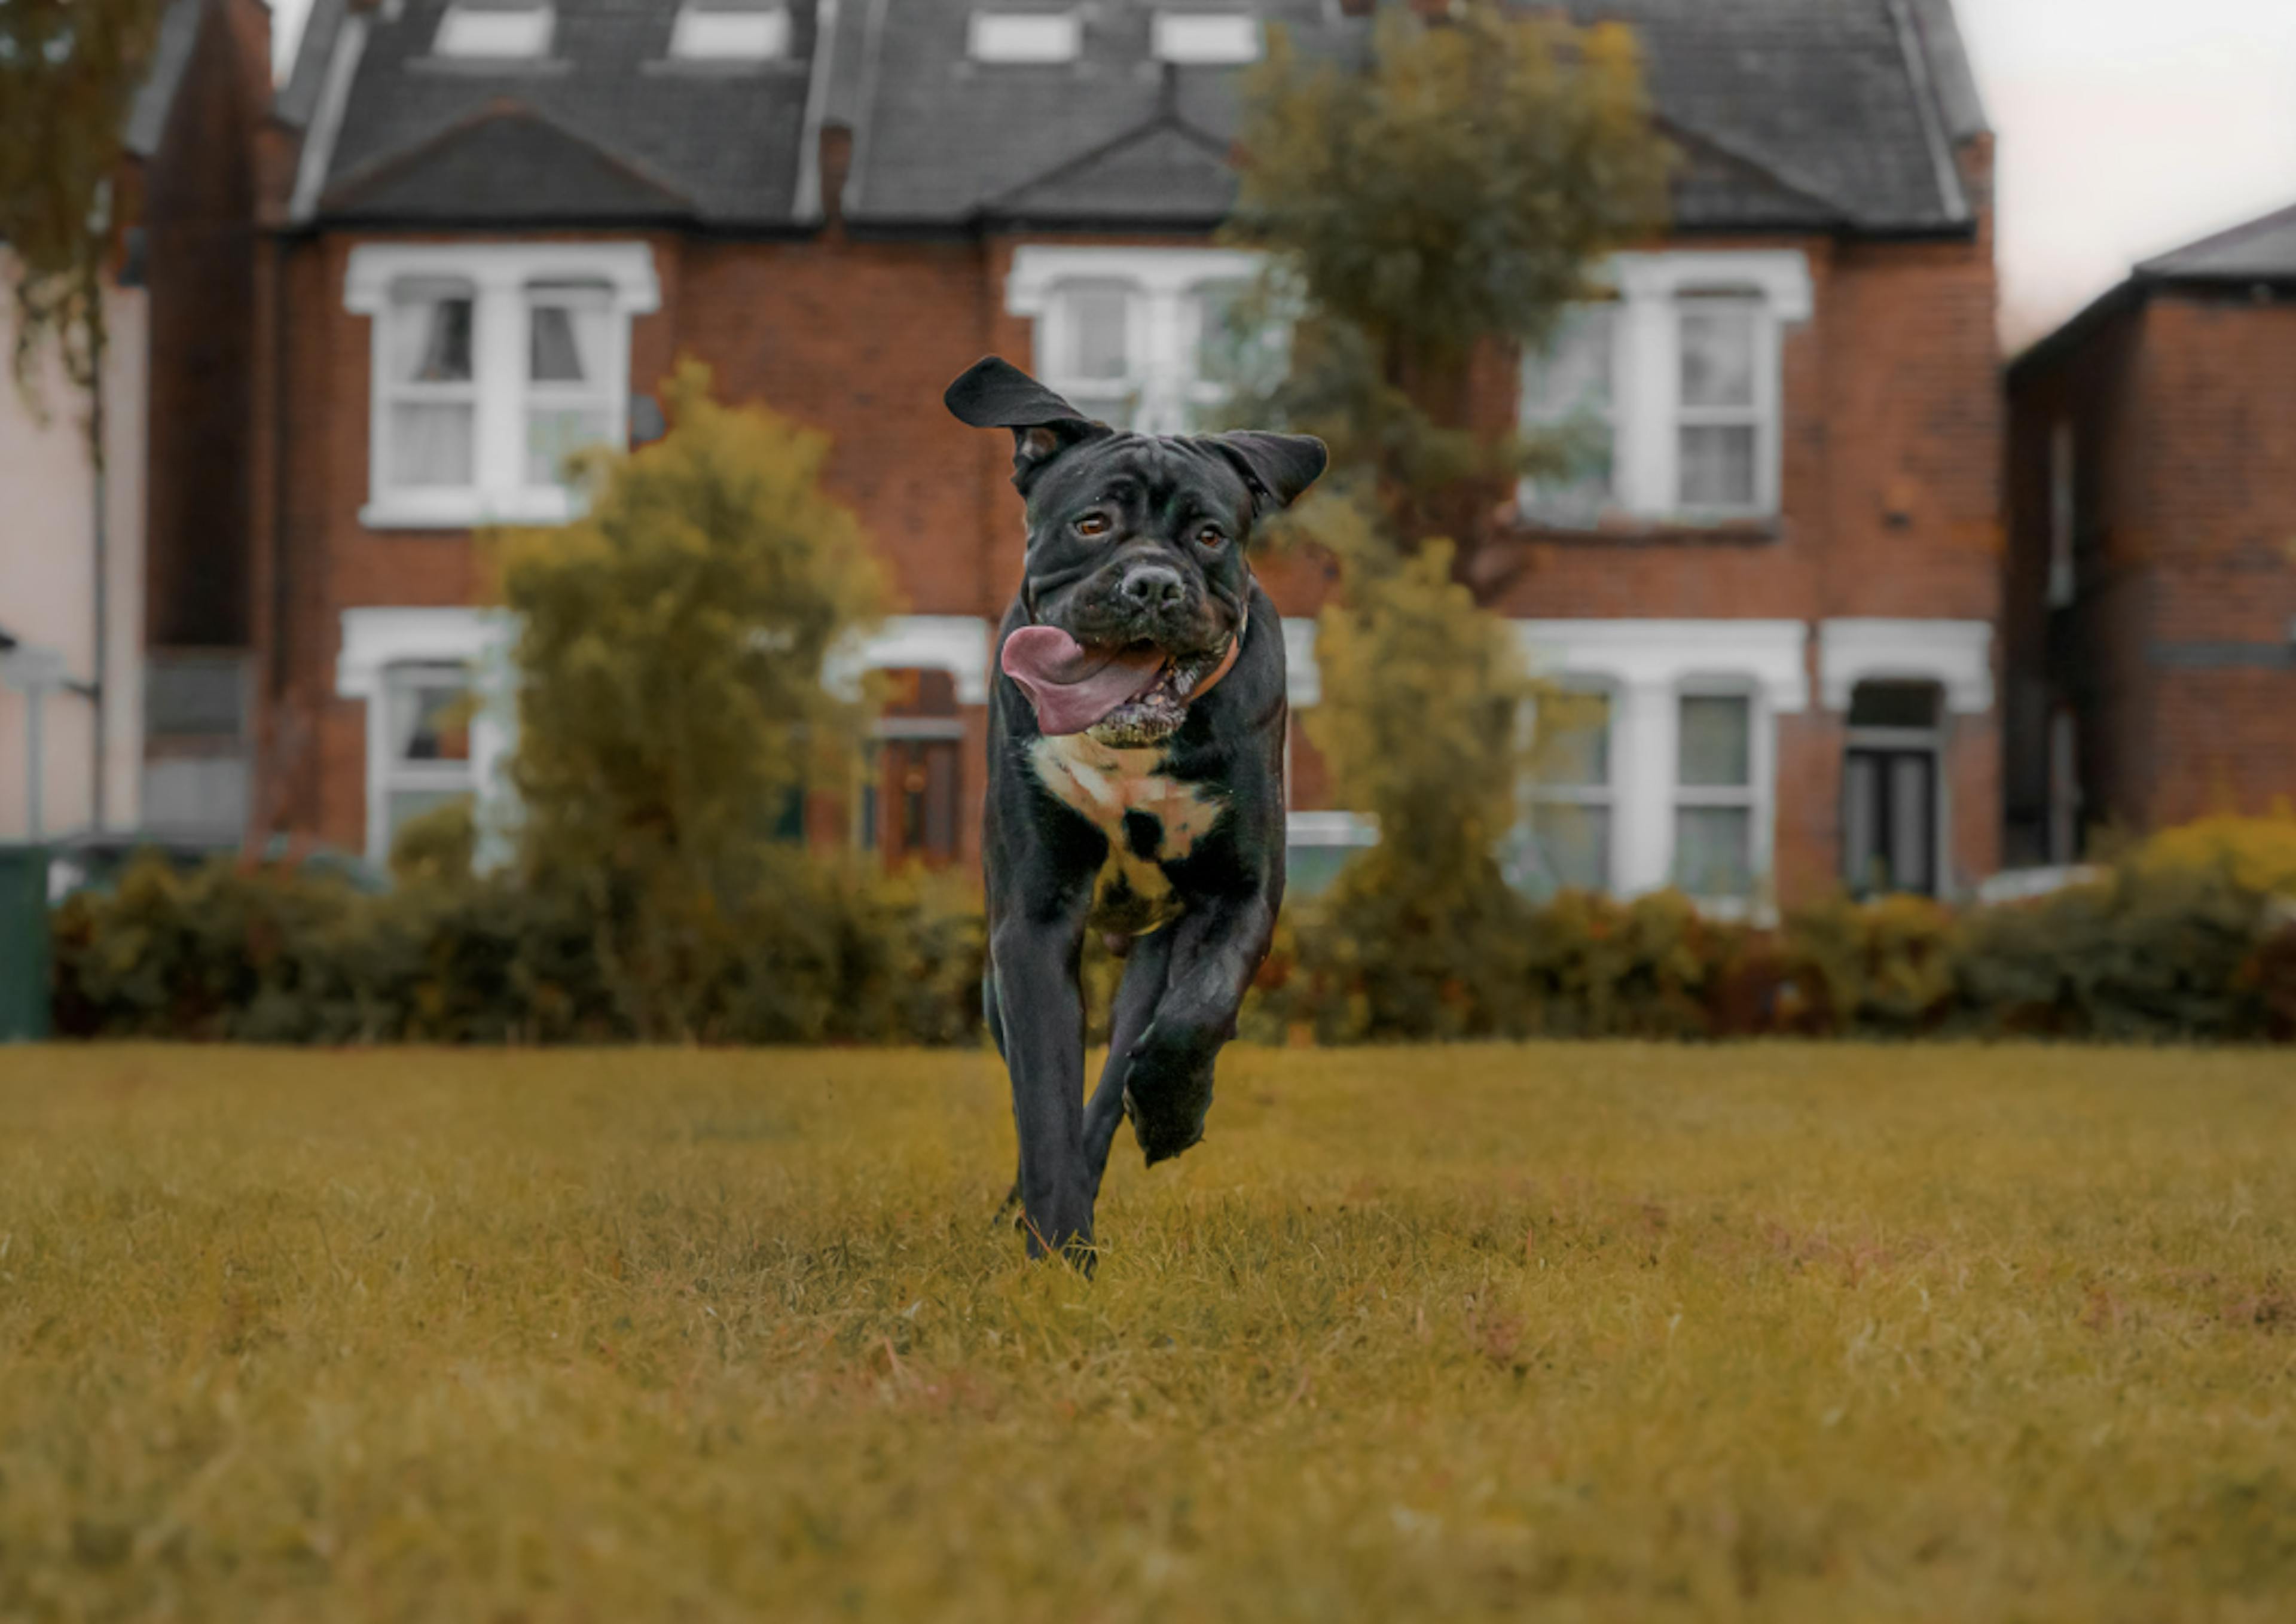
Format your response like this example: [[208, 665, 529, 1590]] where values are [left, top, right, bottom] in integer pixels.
[[1187, 606, 1247, 706]]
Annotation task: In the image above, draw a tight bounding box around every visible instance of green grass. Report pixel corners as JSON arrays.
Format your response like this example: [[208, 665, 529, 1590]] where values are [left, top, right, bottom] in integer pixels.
[[2, 1043, 2293, 1622]]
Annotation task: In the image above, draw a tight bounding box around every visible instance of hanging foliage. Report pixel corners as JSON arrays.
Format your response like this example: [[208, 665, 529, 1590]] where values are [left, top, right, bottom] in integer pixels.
[[0, 0, 167, 424]]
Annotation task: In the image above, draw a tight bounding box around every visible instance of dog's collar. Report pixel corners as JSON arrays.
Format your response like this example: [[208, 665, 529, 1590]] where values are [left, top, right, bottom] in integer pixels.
[[1186, 607, 1247, 707]]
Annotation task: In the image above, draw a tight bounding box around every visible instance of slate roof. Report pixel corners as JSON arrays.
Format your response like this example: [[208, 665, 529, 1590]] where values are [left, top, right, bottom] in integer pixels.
[[302, 0, 819, 224], [286, 0, 1984, 236], [2136, 200, 2296, 283], [2011, 198, 2296, 377]]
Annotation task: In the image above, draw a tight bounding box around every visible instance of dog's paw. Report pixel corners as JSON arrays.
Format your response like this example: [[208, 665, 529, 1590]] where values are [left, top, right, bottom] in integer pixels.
[[1122, 1020, 1219, 1165]]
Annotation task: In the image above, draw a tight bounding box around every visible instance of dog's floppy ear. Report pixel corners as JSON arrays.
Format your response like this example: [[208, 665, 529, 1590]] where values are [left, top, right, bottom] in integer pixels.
[[1207, 431, 1329, 514], [944, 356, 1112, 493]]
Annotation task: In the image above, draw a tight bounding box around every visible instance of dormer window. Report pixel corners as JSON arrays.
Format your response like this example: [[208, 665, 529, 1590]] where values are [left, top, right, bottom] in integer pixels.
[[432, 1, 554, 59], [967, 10, 1082, 64], [668, 1, 790, 62], [1151, 11, 1260, 65]]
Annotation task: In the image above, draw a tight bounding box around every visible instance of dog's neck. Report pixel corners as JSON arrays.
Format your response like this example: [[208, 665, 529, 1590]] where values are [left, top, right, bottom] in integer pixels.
[[1186, 606, 1247, 707]]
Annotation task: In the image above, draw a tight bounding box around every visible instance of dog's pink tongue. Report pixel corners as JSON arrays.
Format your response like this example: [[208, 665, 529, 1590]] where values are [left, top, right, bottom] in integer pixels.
[[1000, 626, 1168, 735]]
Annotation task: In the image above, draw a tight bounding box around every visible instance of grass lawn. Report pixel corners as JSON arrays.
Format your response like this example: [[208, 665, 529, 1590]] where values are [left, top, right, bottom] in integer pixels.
[[2, 1043, 2293, 1622]]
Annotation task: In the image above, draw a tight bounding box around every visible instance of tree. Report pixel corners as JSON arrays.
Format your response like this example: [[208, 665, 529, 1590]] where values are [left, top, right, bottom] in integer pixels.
[[1, 0, 163, 413], [1225, 2, 1671, 600], [1220, 5, 1672, 1033], [487, 361, 887, 1035]]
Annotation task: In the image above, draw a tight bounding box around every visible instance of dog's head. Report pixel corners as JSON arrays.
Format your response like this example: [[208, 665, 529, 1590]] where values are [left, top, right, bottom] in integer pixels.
[[945, 355, 1326, 743]]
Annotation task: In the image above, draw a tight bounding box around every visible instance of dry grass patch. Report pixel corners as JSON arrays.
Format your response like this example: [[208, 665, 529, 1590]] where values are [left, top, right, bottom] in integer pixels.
[[1, 1043, 2292, 1621]]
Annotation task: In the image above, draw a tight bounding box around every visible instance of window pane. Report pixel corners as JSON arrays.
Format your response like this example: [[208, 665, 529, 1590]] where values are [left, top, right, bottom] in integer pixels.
[[1520, 304, 1614, 524], [1060, 285, 1130, 380], [1522, 802, 1611, 895], [1679, 301, 1755, 408], [390, 288, 474, 384], [527, 406, 613, 486], [530, 305, 584, 383], [387, 675, 471, 764], [1533, 689, 1610, 787], [528, 286, 610, 383], [1679, 423, 1757, 508], [1674, 806, 1752, 898], [1523, 304, 1614, 421], [1888, 753, 1934, 893], [1678, 694, 1751, 787], [1843, 751, 1879, 890], [386, 402, 475, 487]]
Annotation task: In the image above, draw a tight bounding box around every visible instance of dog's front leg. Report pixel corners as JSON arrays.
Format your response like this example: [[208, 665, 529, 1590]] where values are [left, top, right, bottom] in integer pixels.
[[990, 898, 1097, 1260], [1118, 895, 1277, 1165]]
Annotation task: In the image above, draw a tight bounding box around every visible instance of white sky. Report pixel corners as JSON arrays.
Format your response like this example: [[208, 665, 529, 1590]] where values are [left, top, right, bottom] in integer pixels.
[[262, 0, 2296, 349]]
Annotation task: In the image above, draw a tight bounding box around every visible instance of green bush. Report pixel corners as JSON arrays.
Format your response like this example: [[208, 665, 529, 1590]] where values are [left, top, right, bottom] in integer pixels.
[[51, 853, 984, 1046], [51, 817, 2296, 1048]]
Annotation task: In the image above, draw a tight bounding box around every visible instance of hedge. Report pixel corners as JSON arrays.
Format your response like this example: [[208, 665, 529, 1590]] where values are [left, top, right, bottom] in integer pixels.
[[48, 817, 2296, 1045]]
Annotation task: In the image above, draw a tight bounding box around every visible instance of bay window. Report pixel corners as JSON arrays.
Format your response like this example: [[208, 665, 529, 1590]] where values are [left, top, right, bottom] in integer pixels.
[[347, 242, 660, 527]]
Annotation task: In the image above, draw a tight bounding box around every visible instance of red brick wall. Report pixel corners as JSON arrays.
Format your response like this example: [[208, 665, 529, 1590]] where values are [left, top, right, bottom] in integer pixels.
[[261, 215, 2002, 898], [2006, 291, 2296, 844], [142, 0, 269, 650]]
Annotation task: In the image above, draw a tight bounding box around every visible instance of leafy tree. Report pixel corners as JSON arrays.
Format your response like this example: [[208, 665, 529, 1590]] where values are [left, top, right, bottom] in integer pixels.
[[1221, 5, 1671, 1032], [1226, 2, 1672, 599], [486, 361, 886, 1036]]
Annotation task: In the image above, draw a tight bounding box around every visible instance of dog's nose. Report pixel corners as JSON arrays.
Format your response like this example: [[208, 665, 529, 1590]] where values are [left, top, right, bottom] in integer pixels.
[[1120, 564, 1186, 610]]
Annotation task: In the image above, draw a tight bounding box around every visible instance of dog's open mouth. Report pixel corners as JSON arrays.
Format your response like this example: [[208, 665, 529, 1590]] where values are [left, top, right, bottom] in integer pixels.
[[1001, 626, 1232, 743]]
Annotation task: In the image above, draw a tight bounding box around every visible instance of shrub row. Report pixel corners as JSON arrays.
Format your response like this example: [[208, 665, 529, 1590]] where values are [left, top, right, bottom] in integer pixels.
[[50, 819, 2296, 1045], [1250, 816, 2296, 1043], [50, 853, 985, 1046]]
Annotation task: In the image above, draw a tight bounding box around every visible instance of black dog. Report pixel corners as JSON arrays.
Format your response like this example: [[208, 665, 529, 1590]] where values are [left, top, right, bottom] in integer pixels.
[[944, 357, 1327, 1260]]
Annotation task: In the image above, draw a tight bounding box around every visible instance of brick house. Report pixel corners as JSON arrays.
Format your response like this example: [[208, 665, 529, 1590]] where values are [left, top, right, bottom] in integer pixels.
[[2002, 202, 2296, 865], [253, 0, 2001, 906], [1, 0, 268, 842]]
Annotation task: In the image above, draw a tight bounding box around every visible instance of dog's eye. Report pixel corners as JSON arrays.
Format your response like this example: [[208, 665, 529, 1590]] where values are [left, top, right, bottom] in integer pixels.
[[1074, 513, 1112, 538], [1195, 524, 1227, 550]]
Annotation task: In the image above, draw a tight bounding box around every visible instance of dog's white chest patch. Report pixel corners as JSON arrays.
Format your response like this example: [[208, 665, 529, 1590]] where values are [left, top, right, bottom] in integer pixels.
[[1029, 734, 1228, 931]]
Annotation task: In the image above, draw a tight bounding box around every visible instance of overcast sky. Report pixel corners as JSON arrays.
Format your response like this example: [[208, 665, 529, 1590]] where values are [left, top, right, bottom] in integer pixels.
[[264, 0, 2296, 349]]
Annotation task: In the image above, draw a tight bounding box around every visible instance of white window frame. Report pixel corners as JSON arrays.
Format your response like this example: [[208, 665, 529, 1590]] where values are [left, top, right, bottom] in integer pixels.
[[967, 11, 1082, 63], [1518, 250, 1810, 528], [337, 608, 518, 866], [1513, 619, 1805, 911], [375, 661, 480, 854], [1671, 291, 1776, 521], [1670, 679, 1766, 903], [1517, 678, 1618, 895], [346, 242, 660, 530], [1006, 245, 1265, 435]]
